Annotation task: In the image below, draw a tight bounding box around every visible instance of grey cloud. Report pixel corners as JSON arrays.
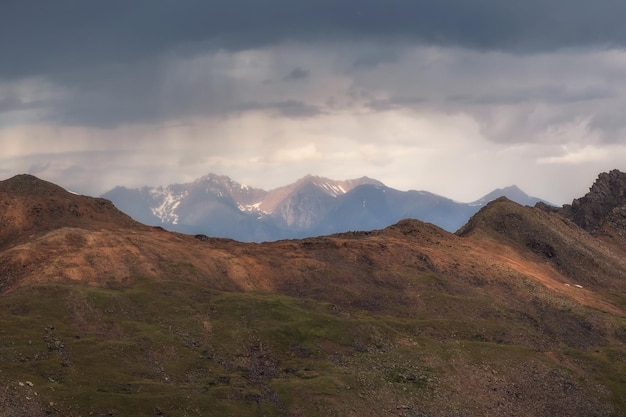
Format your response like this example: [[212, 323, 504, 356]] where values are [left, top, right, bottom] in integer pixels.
[[2, 43, 333, 127], [366, 97, 428, 112], [445, 87, 613, 107], [283, 67, 309, 81], [27, 162, 51, 175], [352, 49, 401, 70], [0, 150, 154, 195], [365, 90, 614, 145], [0, 96, 27, 113], [4, 1, 626, 152], [269, 100, 322, 118], [240, 100, 323, 119], [17, 55, 234, 128], [0, 93, 54, 117], [3, 1, 626, 80], [341, 45, 626, 145], [588, 109, 626, 144]]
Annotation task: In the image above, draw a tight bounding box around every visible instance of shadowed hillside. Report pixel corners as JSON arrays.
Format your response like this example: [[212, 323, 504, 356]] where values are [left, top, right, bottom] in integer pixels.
[[0, 173, 625, 416]]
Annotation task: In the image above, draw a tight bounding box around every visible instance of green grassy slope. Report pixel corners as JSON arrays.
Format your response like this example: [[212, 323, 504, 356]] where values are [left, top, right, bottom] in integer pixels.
[[1, 278, 623, 417]]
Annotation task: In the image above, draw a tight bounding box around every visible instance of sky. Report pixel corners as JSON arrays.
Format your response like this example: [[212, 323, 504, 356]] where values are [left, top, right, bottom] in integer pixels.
[[2, 1, 626, 204]]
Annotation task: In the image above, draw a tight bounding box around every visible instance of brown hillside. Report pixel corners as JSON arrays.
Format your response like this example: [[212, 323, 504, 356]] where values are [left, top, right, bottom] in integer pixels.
[[1, 177, 623, 331], [0, 174, 142, 249], [458, 197, 626, 303], [0, 174, 625, 416], [0, 175, 623, 317]]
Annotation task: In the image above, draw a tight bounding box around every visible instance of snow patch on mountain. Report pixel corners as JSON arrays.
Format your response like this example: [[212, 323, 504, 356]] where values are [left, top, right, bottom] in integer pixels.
[[317, 181, 346, 196], [238, 201, 271, 216], [150, 188, 187, 225]]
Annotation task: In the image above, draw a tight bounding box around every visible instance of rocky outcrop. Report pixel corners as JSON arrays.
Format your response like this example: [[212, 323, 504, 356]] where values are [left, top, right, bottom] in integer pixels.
[[559, 169, 626, 233]]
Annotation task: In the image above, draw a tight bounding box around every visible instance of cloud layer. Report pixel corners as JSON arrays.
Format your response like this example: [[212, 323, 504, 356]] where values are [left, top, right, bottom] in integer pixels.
[[4, 0, 626, 80], [2, 1, 626, 205]]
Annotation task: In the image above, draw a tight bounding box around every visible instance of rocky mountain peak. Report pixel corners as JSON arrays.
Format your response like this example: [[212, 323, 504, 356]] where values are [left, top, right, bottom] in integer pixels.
[[469, 184, 547, 207], [196, 173, 240, 188], [561, 169, 626, 233]]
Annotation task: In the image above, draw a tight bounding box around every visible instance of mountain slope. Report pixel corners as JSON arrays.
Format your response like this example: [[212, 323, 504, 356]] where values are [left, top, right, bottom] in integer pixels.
[[102, 174, 548, 241], [0, 174, 140, 249], [310, 184, 477, 235], [458, 197, 626, 309], [0, 173, 625, 415]]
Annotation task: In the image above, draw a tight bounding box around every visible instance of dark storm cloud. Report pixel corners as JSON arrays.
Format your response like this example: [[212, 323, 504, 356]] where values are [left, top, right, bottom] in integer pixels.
[[47, 61, 166, 128], [4, 0, 626, 150], [42, 60, 321, 127], [2, 0, 626, 79]]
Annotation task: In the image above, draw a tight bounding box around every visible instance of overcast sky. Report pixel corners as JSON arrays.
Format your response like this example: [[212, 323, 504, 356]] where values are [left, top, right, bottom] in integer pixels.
[[2, 1, 626, 204]]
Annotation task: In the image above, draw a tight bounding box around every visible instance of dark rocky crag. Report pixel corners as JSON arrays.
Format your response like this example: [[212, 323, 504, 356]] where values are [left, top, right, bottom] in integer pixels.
[[559, 169, 626, 235]]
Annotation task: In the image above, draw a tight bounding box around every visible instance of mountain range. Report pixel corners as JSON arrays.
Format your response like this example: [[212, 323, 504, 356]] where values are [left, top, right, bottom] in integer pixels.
[[0, 170, 625, 416], [102, 174, 548, 241]]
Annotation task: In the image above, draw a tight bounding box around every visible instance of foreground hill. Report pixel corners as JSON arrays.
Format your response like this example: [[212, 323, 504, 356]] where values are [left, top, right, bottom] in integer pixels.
[[0, 173, 624, 416], [101, 174, 547, 241]]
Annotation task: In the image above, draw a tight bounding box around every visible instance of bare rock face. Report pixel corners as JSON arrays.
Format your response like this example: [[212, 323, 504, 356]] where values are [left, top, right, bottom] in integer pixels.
[[560, 169, 626, 233]]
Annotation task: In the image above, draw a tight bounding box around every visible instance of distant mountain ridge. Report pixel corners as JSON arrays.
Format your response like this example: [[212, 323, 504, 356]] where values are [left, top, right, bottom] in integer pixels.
[[101, 174, 549, 242], [468, 185, 542, 207]]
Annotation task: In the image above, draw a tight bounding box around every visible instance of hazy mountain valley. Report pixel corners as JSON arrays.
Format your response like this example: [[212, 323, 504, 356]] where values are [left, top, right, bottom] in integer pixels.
[[0, 171, 625, 416]]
